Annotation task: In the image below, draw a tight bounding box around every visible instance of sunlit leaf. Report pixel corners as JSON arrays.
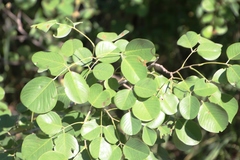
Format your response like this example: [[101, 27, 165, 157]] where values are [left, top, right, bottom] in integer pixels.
[[93, 63, 114, 80], [146, 111, 165, 129], [226, 65, 240, 88], [177, 31, 199, 49], [160, 93, 179, 115], [97, 30, 129, 42], [132, 96, 161, 121], [125, 39, 155, 62], [72, 47, 93, 66], [31, 20, 57, 32], [104, 78, 120, 90], [54, 133, 79, 159], [120, 112, 141, 135], [142, 126, 157, 146], [198, 102, 228, 133], [32, 51, 67, 76], [36, 111, 62, 135], [22, 134, 53, 160], [212, 68, 228, 84], [53, 24, 72, 38], [193, 78, 218, 97], [80, 119, 101, 140], [123, 138, 150, 160], [60, 39, 83, 57], [179, 95, 200, 119], [39, 151, 67, 160], [201, 0, 215, 12], [109, 145, 122, 160], [175, 119, 202, 146], [114, 89, 137, 110], [89, 137, 112, 160], [64, 71, 89, 104], [0, 87, 4, 100], [197, 42, 222, 60], [172, 132, 192, 151], [115, 39, 129, 52], [20, 77, 58, 113], [226, 43, 240, 60], [121, 56, 148, 84], [134, 78, 157, 98], [103, 125, 118, 144]]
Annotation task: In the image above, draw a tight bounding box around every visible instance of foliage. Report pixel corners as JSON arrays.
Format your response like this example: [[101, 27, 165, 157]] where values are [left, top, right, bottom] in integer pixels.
[[1, 19, 239, 159]]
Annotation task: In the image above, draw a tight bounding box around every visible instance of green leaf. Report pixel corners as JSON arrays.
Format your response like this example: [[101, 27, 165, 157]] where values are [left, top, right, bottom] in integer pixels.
[[120, 112, 142, 135], [39, 151, 67, 160], [32, 51, 67, 76], [54, 133, 79, 159], [64, 71, 90, 104], [103, 125, 118, 144], [226, 65, 240, 88], [53, 24, 72, 38], [197, 42, 222, 60], [123, 138, 150, 160], [72, 47, 93, 66], [198, 102, 228, 133], [177, 31, 199, 49], [158, 125, 172, 138], [134, 78, 157, 98], [80, 119, 101, 140], [0, 87, 5, 100], [104, 78, 120, 90], [89, 137, 112, 160], [97, 30, 129, 42], [60, 39, 83, 57], [201, 0, 215, 12], [209, 92, 238, 123], [93, 63, 114, 80], [22, 134, 53, 160], [121, 56, 148, 84], [31, 20, 57, 32], [132, 96, 161, 121], [212, 68, 228, 84], [142, 126, 157, 146], [146, 111, 165, 129], [125, 39, 155, 62], [160, 93, 179, 115], [115, 39, 129, 52], [179, 95, 200, 119], [88, 84, 111, 108], [56, 87, 71, 109], [175, 119, 202, 146], [201, 25, 213, 38], [114, 89, 137, 110], [95, 41, 120, 63], [108, 145, 122, 160], [172, 132, 192, 151], [193, 78, 218, 97], [36, 111, 62, 135], [20, 77, 58, 113]]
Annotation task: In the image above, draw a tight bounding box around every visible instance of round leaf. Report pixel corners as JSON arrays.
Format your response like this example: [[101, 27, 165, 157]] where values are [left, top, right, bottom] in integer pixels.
[[197, 42, 222, 60], [160, 93, 179, 115], [226, 42, 240, 60], [20, 77, 58, 113], [53, 24, 72, 38], [146, 111, 165, 129], [121, 56, 148, 84], [89, 137, 112, 160], [142, 126, 157, 146], [125, 38, 155, 62], [114, 89, 137, 110], [212, 68, 228, 84], [201, 0, 215, 12], [104, 78, 120, 90], [175, 119, 202, 146], [172, 132, 192, 151], [95, 41, 120, 63], [179, 95, 200, 119], [226, 65, 240, 88], [93, 63, 114, 80], [198, 102, 228, 133], [115, 39, 129, 52], [108, 145, 122, 160], [39, 151, 67, 160], [134, 78, 157, 98], [72, 47, 92, 66], [22, 134, 53, 160], [193, 78, 218, 96], [120, 112, 141, 135], [132, 96, 161, 121], [54, 133, 79, 159], [80, 119, 101, 140], [60, 39, 83, 57], [88, 84, 111, 108], [177, 31, 199, 49], [36, 111, 62, 135], [64, 71, 90, 104], [123, 138, 150, 160], [103, 125, 118, 144], [0, 87, 5, 100]]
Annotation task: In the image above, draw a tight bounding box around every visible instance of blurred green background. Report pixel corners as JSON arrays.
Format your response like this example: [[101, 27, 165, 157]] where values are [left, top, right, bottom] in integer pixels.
[[0, 0, 240, 159]]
